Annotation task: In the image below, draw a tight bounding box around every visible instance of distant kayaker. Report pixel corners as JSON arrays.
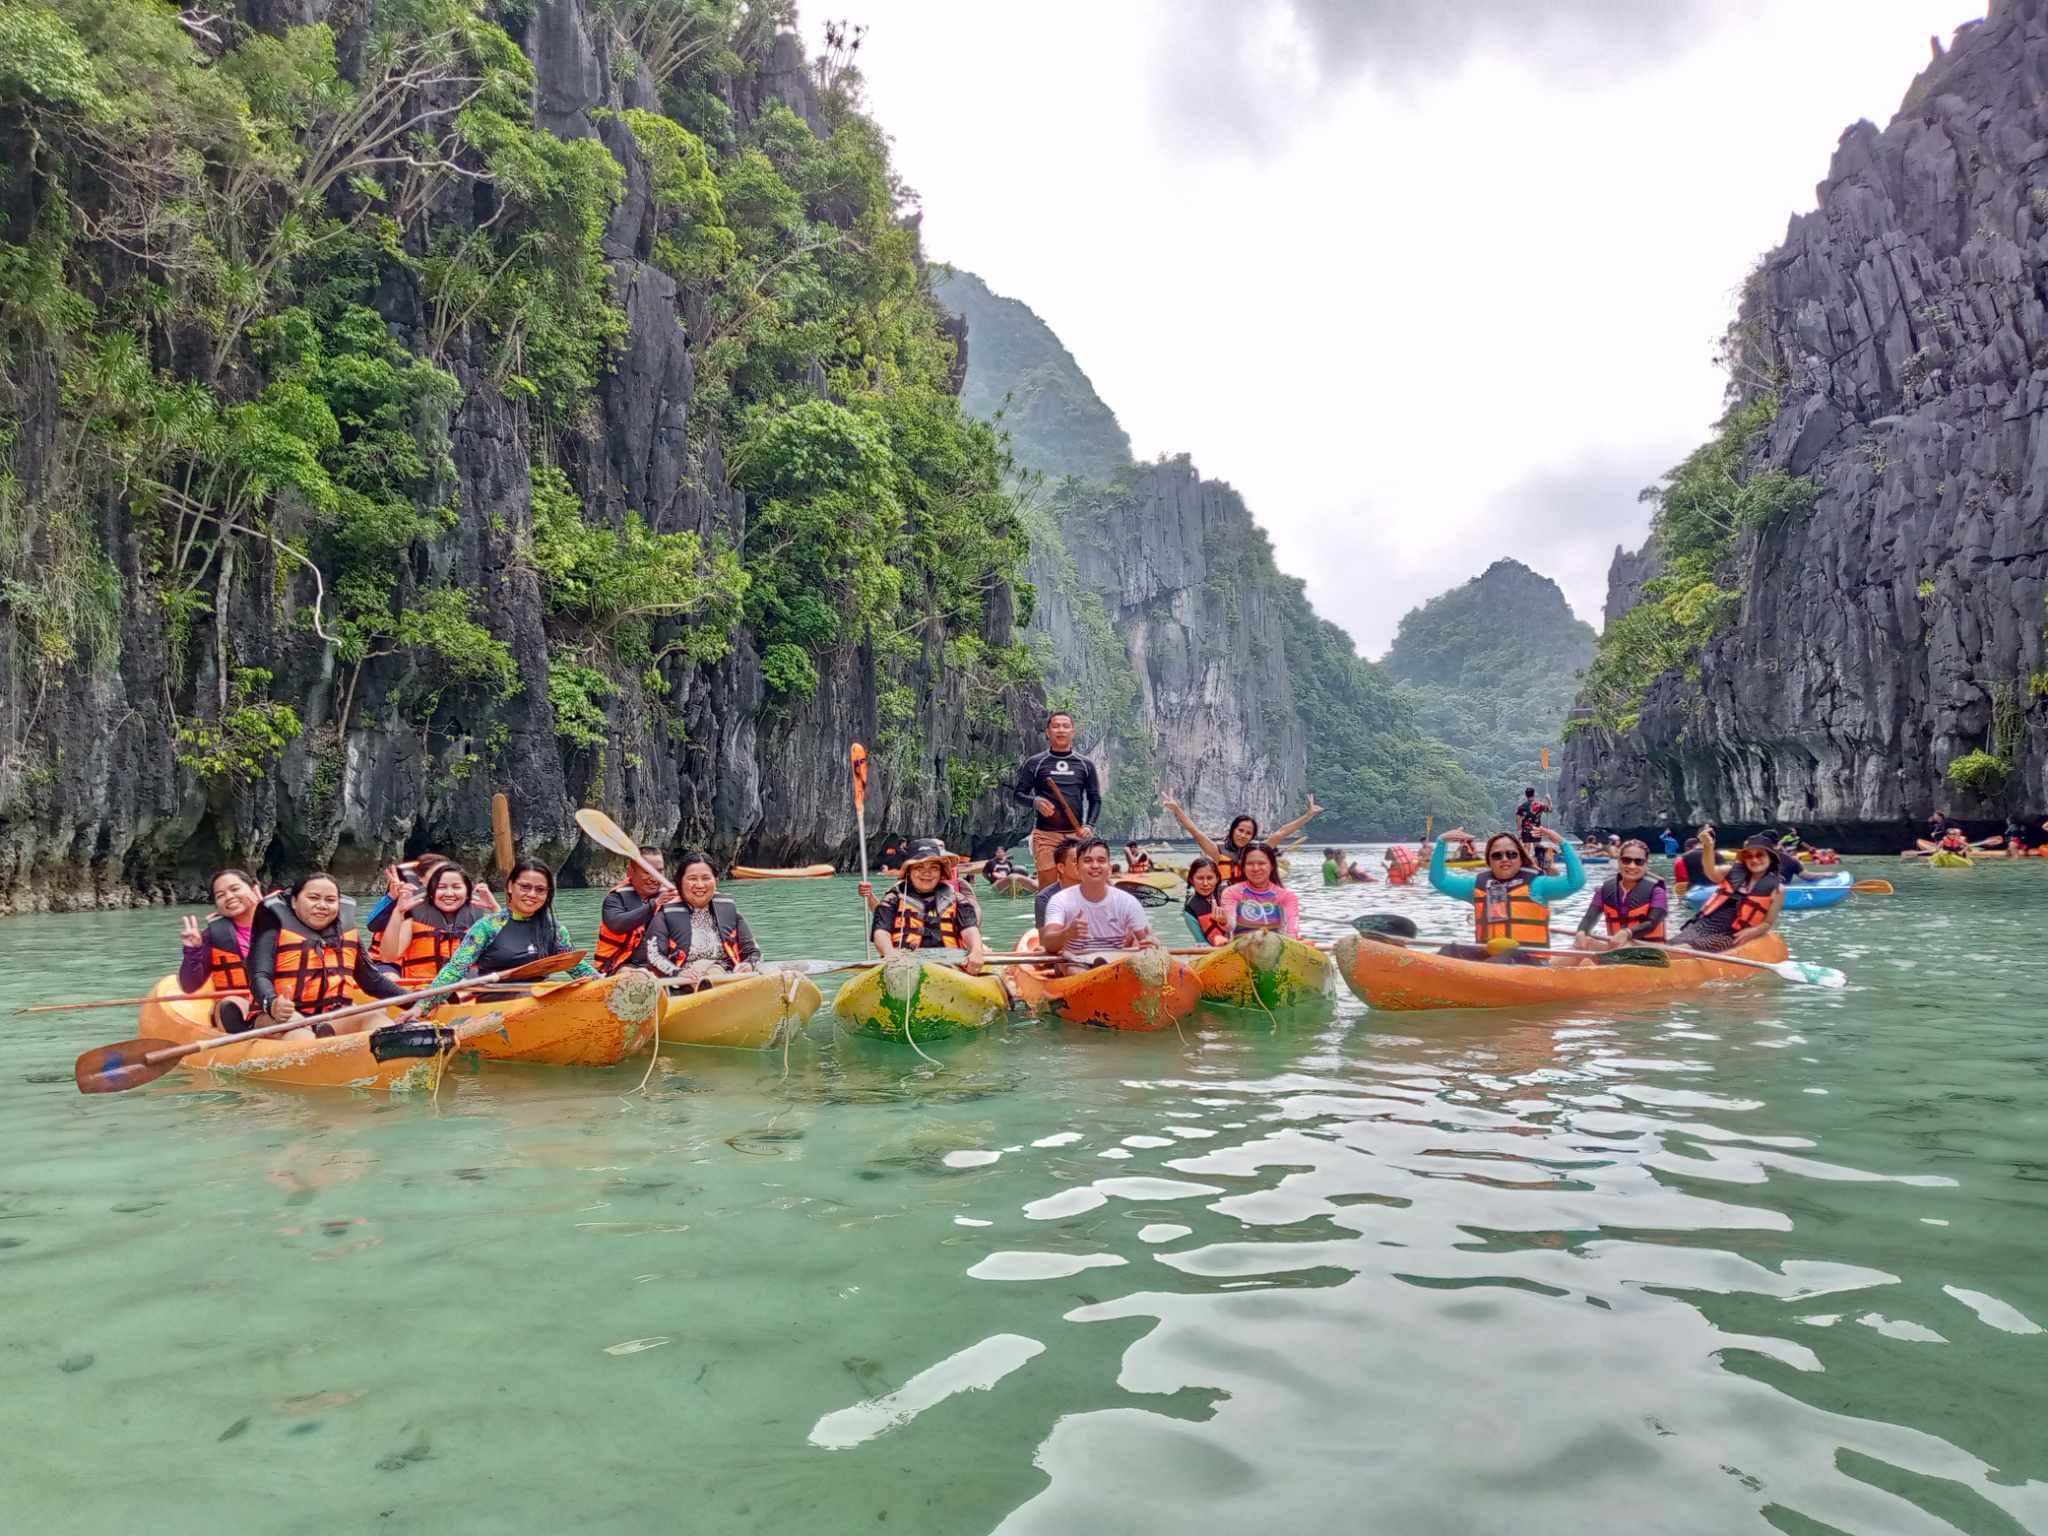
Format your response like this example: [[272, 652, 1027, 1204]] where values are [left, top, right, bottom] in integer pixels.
[[379, 861, 495, 987], [417, 860, 599, 999], [1014, 713, 1101, 889], [862, 838, 988, 974], [642, 852, 761, 989], [1430, 825, 1584, 961], [1672, 827, 1716, 891], [1574, 839, 1668, 950], [1659, 826, 1680, 858], [1041, 838, 1159, 960], [1322, 848, 1343, 886], [1917, 809, 1953, 852], [1676, 835, 1784, 951], [986, 848, 1018, 880], [1124, 843, 1154, 874], [1033, 837, 1084, 932], [1222, 844, 1300, 938], [178, 867, 263, 1031], [1344, 857, 1375, 883], [595, 847, 676, 974], [246, 874, 409, 1035], [1515, 788, 1549, 842], [1182, 857, 1230, 947], [1159, 793, 1322, 885]]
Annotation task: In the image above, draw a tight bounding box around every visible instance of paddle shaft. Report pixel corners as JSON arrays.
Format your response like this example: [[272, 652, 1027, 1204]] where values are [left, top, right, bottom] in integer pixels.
[[23, 989, 249, 1016], [492, 792, 515, 879], [1045, 777, 1084, 834]]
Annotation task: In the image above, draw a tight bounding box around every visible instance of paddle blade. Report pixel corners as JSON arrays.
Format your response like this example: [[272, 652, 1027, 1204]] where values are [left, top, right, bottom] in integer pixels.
[[850, 742, 869, 813], [1776, 960, 1847, 988], [1594, 947, 1671, 968], [75, 1039, 177, 1095], [502, 951, 587, 983], [1851, 880, 1895, 895], [1352, 913, 1420, 939], [492, 792, 515, 877], [574, 807, 640, 863]]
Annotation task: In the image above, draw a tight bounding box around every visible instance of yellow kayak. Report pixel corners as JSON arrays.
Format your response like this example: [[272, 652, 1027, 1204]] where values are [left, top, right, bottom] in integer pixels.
[[1930, 851, 1973, 868], [658, 970, 822, 1049], [832, 955, 1010, 1042], [1188, 932, 1333, 1010]]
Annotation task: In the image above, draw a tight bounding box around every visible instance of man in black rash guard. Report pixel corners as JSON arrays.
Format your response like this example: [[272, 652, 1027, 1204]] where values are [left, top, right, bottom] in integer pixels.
[[1013, 712, 1101, 889]]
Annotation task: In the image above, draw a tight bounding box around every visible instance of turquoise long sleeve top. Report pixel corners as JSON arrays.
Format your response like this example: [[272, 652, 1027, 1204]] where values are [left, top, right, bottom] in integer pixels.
[[1429, 838, 1586, 903]]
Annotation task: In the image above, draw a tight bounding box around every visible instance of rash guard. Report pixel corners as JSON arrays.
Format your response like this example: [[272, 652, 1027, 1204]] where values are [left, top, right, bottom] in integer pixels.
[[1429, 839, 1585, 905]]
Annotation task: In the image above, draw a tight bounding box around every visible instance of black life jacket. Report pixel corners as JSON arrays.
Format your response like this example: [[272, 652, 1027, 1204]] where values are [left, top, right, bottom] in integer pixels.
[[1596, 876, 1667, 941], [887, 885, 965, 949], [1183, 893, 1229, 946], [596, 882, 656, 973], [645, 898, 747, 970]]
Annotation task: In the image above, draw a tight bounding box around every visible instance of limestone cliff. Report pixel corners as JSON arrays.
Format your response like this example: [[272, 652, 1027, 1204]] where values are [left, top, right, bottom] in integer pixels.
[[1561, 1, 2048, 843]]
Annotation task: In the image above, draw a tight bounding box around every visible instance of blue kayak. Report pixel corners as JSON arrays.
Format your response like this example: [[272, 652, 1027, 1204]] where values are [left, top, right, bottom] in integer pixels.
[[1683, 871, 1853, 911]]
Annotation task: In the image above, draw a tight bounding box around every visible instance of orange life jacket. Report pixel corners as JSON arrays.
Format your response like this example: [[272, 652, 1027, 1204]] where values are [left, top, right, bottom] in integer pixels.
[[203, 915, 250, 991], [265, 898, 363, 1017], [645, 898, 747, 970], [1470, 872, 1550, 946], [596, 882, 658, 974], [396, 904, 483, 986], [1127, 852, 1153, 873], [1215, 850, 1244, 885], [1596, 876, 1667, 942], [1696, 872, 1777, 933], [887, 886, 966, 950]]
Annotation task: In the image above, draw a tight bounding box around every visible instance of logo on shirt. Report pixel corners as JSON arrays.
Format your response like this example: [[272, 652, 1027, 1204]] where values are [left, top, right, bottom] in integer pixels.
[[1235, 896, 1285, 930]]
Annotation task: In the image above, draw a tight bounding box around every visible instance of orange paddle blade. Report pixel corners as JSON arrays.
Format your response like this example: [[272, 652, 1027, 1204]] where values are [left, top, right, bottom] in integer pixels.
[[850, 742, 869, 811]]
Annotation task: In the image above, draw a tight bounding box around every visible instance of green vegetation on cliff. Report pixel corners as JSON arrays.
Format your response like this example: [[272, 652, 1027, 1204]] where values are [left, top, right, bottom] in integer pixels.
[[1383, 559, 1596, 816]]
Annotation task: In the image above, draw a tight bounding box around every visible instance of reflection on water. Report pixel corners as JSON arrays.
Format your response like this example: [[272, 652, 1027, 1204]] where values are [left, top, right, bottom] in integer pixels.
[[1, 856, 2044, 1532]]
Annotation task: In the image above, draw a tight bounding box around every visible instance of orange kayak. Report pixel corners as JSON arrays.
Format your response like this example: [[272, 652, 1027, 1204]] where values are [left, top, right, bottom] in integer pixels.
[[730, 864, 835, 880], [136, 971, 662, 1088], [1003, 933, 1200, 1031], [1332, 932, 1788, 1012]]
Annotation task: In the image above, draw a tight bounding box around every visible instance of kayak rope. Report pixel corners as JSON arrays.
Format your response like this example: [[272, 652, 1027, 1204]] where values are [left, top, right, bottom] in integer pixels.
[[632, 985, 663, 1094]]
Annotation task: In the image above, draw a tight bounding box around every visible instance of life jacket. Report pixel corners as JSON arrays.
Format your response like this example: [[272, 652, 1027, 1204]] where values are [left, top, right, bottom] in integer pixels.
[[646, 898, 747, 969], [987, 855, 1014, 877], [1127, 852, 1153, 873], [263, 896, 363, 1017], [1696, 871, 1778, 934], [1938, 831, 1968, 852], [596, 882, 658, 973], [1184, 893, 1229, 946], [1596, 876, 1667, 942], [396, 903, 484, 986], [203, 915, 251, 991], [1470, 871, 1550, 946], [888, 884, 966, 950], [1215, 848, 1244, 885]]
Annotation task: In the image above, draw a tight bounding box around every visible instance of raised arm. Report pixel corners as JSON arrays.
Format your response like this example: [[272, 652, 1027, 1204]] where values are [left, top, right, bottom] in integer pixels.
[[1159, 795, 1223, 861], [1428, 830, 1480, 901], [1267, 792, 1324, 845], [1531, 832, 1585, 901]]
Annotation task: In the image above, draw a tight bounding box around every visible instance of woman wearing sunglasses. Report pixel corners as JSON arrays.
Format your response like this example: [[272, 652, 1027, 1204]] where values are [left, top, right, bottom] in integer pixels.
[[1429, 824, 1584, 960], [1676, 834, 1785, 952], [1573, 839, 1667, 950]]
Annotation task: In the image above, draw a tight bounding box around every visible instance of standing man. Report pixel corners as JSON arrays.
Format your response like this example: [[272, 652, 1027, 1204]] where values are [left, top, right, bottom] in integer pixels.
[[1516, 787, 1553, 872], [1014, 711, 1101, 889]]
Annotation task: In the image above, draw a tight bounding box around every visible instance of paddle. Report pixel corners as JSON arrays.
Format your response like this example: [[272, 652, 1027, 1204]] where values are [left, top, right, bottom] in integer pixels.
[[73, 952, 586, 1095], [22, 990, 250, 1017], [492, 791, 515, 878], [1851, 879, 1895, 894], [1635, 941, 1846, 988], [850, 742, 871, 948], [1352, 913, 1420, 939], [1045, 776, 1084, 835], [574, 807, 668, 888]]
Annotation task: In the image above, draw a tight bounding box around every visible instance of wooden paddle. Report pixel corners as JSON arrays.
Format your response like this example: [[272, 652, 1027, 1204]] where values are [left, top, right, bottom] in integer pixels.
[[492, 791, 515, 878], [574, 807, 670, 889], [73, 952, 585, 1095], [850, 742, 871, 947], [23, 989, 250, 1017]]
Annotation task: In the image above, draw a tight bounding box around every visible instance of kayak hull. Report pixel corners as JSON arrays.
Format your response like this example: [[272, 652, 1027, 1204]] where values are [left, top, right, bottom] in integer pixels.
[[1683, 871, 1853, 910], [1004, 934, 1201, 1031], [454, 973, 661, 1066], [1930, 851, 1973, 868], [988, 873, 1038, 898], [730, 864, 835, 880], [831, 956, 1010, 1041], [1189, 932, 1333, 1010], [1334, 933, 1789, 1012], [660, 971, 822, 1049]]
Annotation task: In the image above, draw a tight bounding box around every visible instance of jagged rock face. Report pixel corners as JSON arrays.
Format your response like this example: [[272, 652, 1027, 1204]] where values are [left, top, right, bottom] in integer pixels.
[[1023, 460, 1310, 837], [0, 3, 1037, 911], [1562, 1, 2048, 842]]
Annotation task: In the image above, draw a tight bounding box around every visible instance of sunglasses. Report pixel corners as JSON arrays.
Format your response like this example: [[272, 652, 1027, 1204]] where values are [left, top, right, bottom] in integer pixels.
[[1618, 856, 1647, 866], [1487, 850, 1521, 861]]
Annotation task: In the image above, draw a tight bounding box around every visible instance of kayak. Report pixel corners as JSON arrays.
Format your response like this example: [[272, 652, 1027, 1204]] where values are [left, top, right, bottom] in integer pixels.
[[1333, 932, 1789, 1012], [133, 970, 663, 1088], [1004, 932, 1201, 1031], [1930, 851, 1973, 868], [1188, 931, 1333, 1010], [659, 970, 822, 1049], [1683, 870, 1853, 910], [1114, 873, 1182, 907], [988, 873, 1037, 898], [1116, 869, 1181, 893], [730, 864, 834, 880], [1444, 858, 1485, 870], [831, 954, 1010, 1042]]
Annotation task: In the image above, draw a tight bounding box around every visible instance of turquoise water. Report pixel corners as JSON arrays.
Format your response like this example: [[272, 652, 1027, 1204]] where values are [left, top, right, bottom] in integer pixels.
[[2, 852, 2043, 1533]]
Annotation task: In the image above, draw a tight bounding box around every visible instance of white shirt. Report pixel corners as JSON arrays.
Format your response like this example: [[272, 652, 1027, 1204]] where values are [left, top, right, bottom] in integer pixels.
[[1043, 886, 1153, 955]]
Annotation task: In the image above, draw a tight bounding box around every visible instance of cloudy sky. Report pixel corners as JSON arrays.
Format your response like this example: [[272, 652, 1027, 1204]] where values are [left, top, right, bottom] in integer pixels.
[[810, 1, 1975, 653]]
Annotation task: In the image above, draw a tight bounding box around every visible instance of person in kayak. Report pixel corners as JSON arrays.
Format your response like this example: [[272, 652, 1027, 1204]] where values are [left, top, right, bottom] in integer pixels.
[[1573, 840, 1668, 949], [246, 874, 409, 1035], [1916, 809, 1954, 851], [1041, 838, 1159, 961], [1430, 825, 1583, 961], [1159, 794, 1323, 885], [379, 861, 495, 987], [418, 860, 599, 998], [1033, 837, 1084, 932], [862, 838, 989, 974], [1659, 826, 1681, 857], [179, 867, 264, 1031], [1014, 713, 1100, 888], [1182, 857, 1230, 946], [986, 848, 1018, 880], [362, 853, 453, 957], [1672, 828, 1716, 891], [1124, 843, 1155, 874], [1676, 835, 1784, 951], [641, 851, 761, 989], [1344, 856, 1375, 883], [1222, 844, 1300, 938], [595, 847, 676, 974]]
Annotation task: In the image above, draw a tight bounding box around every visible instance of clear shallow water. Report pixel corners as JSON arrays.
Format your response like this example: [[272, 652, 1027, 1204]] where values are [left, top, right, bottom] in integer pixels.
[[2, 852, 2043, 1534]]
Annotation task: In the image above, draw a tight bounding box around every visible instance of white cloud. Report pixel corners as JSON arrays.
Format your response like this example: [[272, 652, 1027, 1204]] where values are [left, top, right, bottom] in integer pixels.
[[816, 1, 1976, 651]]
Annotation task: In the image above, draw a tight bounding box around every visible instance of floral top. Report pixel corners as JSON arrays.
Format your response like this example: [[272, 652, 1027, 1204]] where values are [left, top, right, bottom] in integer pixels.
[[422, 909, 599, 996]]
